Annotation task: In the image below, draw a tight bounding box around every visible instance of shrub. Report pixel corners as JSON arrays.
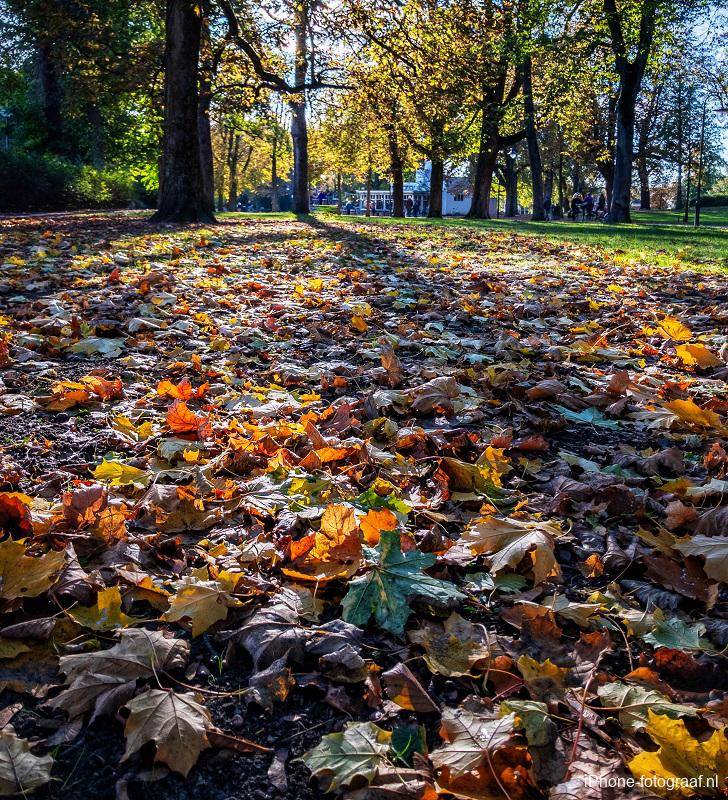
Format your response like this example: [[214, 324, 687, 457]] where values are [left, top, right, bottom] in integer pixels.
[[696, 194, 728, 208], [0, 150, 138, 211]]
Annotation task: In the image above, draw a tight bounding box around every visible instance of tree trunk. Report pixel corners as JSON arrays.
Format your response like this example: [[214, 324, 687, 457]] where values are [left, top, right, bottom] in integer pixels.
[[336, 172, 342, 214], [289, 2, 309, 214], [37, 41, 64, 154], [86, 104, 104, 167], [387, 125, 404, 218], [428, 157, 443, 218], [523, 55, 544, 221], [468, 109, 498, 219], [674, 79, 683, 210], [228, 134, 241, 210], [271, 134, 280, 212], [637, 156, 650, 209], [152, 0, 214, 223], [503, 158, 518, 217], [609, 76, 637, 223], [365, 162, 372, 217], [198, 88, 214, 212]]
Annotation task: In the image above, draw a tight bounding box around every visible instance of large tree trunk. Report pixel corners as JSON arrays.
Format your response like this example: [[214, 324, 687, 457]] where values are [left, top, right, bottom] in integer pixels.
[[609, 77, 637, 223], [503, 158, 518, 217], [198, 88, 214, 212], [228, 134, 241, 210], [289, 2, 309, 214], [428, 157, 443, 218], [37, 41, 64, 154], [468, 108, 498, 219], [271, 134, 280, 212], [523, 55, 544, 221], [386, 125, 404, 218], [152, 0, 214, 223]]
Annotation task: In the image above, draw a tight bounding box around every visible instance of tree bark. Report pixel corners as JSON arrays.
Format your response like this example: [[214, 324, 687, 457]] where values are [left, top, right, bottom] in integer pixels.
[[609, 76, 638, 222], [271, 133, 280, 212], [468, 106, 498, 219], [289, 2, 309, 214], [152, 0, 215, 223], [198, 88, 214, 212], [603, 0, 656, 223], [386, 125, 404, 217], [37, 41, 64, 154], [336, 172, 342, 214], [523, 55, 544, 221], [428, 157, 443, 218], [503, 158, 518, 217], [228, 133, 241, 210]]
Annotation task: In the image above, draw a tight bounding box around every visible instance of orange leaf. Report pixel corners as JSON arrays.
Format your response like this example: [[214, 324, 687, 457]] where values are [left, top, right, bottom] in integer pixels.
[[360, 508, 397, 545]]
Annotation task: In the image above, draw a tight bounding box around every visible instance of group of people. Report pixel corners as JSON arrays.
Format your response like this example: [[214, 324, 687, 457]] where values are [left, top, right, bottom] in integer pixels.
[[544, 191, 607, 221]]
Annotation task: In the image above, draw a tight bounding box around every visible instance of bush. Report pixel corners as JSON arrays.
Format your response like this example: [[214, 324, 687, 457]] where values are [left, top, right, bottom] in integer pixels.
[[696, 194, 728, 208], [0, 150, 138, 212]]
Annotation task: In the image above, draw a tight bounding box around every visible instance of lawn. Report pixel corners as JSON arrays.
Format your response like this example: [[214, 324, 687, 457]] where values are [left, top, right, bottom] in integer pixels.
[[220, 206, 728, 273]]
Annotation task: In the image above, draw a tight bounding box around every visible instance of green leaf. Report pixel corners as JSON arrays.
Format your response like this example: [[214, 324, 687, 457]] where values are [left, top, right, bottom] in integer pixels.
[[597, 682, 698, 734], [500, 700, 555, 746], [302, 722, 391, 791], [552, 405, 620, 429], [642, 613, 712, 651], [342, 530, 464, 635]]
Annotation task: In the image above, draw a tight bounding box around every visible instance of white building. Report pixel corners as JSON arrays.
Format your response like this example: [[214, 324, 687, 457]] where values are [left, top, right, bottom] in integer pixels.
[[355, 162, 497, 216]]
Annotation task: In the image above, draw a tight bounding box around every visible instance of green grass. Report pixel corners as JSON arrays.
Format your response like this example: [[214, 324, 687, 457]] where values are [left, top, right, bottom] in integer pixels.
[[219, 206, 728, 273]]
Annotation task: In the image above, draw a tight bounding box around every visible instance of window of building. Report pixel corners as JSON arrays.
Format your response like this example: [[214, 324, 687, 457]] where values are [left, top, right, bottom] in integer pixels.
[[454, 193, 465, 202]]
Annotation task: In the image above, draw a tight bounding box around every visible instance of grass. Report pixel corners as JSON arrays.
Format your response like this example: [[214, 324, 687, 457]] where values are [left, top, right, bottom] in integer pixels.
[[220, 205, 728, 273]]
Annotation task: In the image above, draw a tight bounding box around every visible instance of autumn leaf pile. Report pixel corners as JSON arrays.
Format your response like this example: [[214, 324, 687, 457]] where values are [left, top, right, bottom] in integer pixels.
[[0, 212, 726, 799]]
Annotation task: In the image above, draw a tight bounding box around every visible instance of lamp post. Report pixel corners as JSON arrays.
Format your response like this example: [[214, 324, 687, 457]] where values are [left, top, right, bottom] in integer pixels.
[[694, 101, 728, 228]]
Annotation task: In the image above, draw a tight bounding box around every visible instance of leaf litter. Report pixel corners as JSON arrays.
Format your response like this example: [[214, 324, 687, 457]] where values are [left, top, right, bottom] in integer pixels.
[[0, 212, 726, 799]]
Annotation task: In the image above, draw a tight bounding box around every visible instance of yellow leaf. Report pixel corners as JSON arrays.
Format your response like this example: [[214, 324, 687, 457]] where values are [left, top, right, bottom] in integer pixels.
[[162, 577, 241, 637], [675, 344, 723, 369], [0, 539, 66, 600], [629, 710, 728, 797], [664, 399, 723, 430], [657, 317, 693, 342], [69, 586, 138, 631], [93, 460, 149, 487], [351, 315, 368, 333]]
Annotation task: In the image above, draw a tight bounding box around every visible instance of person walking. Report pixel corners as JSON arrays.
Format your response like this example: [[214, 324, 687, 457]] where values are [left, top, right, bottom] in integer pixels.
[[584, 192, 594, 220], [570, 191, 583, 221], [405, 196, 414, 217]]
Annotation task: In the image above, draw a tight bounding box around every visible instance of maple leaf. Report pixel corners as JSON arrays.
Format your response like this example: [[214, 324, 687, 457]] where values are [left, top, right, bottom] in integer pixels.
[[0, 725, 53, 795], [675, 343, 723, 368], [162, 573, 243, 637], [0, 493, 33, 538], [382, 662, 438, 712], [92, 459, 150, 488], [283, 503, 362, 582], [166, 400, 212, 438], [656, 316, 693, 342], [664, 398, 724, 430], [431, 708, 516, 777], [0, 539, 66, 601], [342, 530, 464, 635], [122, 689, 211, 777], [69, 586, 139, 631], [597, 682, 697, 734], [629, 710, 728, 797], [302, 721, 391, 792], [460, 516, 561, 585], [48, 629, 189, 720], [408, 613, 501, 677], [674, 535, 728, 583]]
